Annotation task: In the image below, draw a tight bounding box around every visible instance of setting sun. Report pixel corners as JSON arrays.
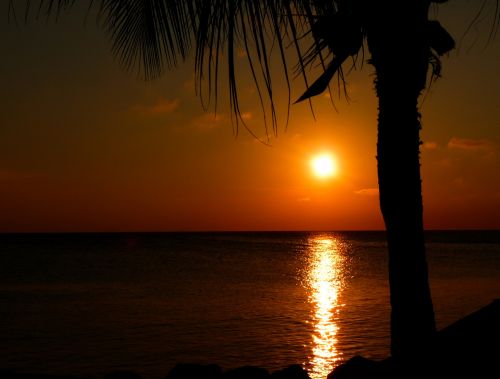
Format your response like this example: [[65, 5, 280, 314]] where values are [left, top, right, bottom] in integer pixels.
[[311, 153, 338, 179]]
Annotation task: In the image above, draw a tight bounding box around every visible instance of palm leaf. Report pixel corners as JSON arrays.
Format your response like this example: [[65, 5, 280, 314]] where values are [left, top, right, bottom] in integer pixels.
[[9, 0, 77, 22], [10, 0, 350, 135], [101, 0, 193, 80], [427, 20, 455, 56], [294, 56, 345, 103], [15, 0, 496, 136]]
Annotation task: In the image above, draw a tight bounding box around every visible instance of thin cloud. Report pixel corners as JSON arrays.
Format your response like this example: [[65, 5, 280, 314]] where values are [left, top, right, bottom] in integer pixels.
[[241, 112, 253, 120], [447, 137, 491, 151], [193, 112, 227, 129], [354, 188, 379, 196], [422, 141, 438, 150], [133, 98, 179, 115]]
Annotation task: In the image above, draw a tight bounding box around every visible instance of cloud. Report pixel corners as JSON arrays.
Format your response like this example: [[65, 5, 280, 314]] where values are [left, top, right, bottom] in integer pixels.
[[133, 98, 179, 115], [297, 197, 311, 202], [447, 137, 491, 151], [422, 141, 438, 150], [354, 188, 379, 196], [240, 112, 252, 120], [193, 112, 227, 129]]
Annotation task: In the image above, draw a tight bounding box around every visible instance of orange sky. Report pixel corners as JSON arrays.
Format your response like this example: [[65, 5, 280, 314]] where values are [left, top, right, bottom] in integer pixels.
[[1, 3, 499, 232]]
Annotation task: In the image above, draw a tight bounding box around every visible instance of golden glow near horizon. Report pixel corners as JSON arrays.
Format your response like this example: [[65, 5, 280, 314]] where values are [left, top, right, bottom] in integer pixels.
[[306, 236, 344, 379], [311, 153, 337, 179]]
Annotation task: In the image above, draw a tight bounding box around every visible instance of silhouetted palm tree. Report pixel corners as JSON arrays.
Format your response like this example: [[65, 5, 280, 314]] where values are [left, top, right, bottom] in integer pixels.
[[12, 0, 498, 367]]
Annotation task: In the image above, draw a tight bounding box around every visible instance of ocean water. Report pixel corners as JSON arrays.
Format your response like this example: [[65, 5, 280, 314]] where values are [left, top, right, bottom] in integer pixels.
[[1, 231, 499, 379]]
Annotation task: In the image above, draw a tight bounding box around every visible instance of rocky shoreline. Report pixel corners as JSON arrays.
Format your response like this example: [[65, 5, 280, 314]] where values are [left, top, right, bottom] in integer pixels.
[[1, 364, 311, 379]]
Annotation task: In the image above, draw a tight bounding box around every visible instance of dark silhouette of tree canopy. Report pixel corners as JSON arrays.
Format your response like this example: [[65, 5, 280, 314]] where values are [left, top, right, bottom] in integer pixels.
[[10, 0, 500, 368]]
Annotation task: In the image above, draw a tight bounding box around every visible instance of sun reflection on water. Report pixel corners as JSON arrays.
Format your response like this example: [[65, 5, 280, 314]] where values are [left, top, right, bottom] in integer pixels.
[[307, 236, 344, 379]]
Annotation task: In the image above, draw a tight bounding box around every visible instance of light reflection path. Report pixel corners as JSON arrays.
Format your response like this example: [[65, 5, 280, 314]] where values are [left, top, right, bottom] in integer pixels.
[[307, 236, 344, 379]]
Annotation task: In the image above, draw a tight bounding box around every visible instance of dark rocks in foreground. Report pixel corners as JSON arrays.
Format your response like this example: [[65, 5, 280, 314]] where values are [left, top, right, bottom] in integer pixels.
[[431, 298, 500, 379], [222, 366, 269, 379], [166, 364, 223, 379], [0, 365, 310, 379], [270, 365, 310, 379], [329, 299, 500, 379], [326, 356, 388, 379], [104, 371, 142, 379], [164, 364, 310, 379], [0, 372, 85, 379]]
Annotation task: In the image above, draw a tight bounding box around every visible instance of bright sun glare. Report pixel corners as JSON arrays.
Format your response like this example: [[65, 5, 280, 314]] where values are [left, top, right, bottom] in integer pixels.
[[311, 153, 337, 179]]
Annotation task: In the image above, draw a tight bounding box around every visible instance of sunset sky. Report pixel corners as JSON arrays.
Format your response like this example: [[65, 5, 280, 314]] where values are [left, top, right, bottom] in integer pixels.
[[1, 2, 499, 232]]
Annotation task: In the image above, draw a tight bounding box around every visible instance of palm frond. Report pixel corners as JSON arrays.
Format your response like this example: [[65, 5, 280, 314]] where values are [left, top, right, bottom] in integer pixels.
[[11, 0, 358, 136], [427, 20, 454, 56], [8, 0, 77, 22], [181, 1, 308, 135], [100, 0, 193, 80], [294, 58, 343, 103]]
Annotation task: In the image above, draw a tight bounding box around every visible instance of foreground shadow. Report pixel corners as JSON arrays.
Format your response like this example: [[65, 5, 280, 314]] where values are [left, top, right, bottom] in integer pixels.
[[329, 299, 500, 379]]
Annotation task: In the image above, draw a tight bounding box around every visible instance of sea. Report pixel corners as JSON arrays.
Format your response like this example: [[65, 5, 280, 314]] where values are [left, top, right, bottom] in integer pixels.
[[1, 231, 499, 379]]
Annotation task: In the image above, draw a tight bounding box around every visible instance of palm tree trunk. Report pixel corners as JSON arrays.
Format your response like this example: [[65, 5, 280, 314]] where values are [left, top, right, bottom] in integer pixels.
[[375, 78, 437, 359], [366, 1, 436, 362]]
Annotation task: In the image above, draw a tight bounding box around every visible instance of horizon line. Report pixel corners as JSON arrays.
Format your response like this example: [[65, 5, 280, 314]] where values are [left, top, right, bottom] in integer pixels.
[[1, 229, 499, 235]]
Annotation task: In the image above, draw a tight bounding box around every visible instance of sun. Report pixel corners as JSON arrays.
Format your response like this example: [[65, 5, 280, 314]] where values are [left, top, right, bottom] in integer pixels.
[[311, 153, 337, 179]]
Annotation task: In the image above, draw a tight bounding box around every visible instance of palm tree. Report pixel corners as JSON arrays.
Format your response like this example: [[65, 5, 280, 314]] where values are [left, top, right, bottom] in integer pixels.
[[12, 0, 498, 368]]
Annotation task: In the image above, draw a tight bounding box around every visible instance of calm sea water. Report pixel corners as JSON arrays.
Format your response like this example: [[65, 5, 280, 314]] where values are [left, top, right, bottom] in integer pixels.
[[1, 231, 499, 379]]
